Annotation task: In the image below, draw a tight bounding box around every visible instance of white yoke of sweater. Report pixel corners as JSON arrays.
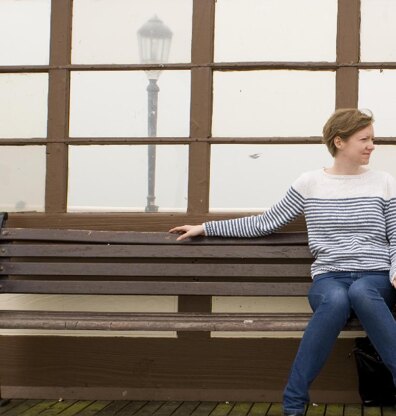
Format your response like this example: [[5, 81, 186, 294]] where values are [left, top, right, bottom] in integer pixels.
[[203, 169, 396, 282]]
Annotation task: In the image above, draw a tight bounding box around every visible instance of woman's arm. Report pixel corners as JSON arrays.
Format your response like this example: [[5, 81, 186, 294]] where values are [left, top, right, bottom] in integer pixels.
[[170, 186, 305, 241]]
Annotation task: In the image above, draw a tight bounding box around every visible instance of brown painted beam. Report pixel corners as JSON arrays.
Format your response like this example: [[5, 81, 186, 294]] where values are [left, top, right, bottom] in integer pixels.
[[45, 0, 73, 213], [336, 0, 360, 108]]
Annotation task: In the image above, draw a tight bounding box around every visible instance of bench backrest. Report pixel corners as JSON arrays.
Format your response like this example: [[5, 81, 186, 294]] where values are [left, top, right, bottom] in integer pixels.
[[0, 228, 312, 297]]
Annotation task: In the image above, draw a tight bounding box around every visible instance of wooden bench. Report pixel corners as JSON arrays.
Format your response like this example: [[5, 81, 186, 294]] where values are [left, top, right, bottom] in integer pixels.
[[0, 215, 365, 332]]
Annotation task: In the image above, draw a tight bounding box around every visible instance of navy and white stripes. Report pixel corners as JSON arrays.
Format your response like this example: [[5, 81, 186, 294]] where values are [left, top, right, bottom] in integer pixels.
[[203, 169, 396, 282]]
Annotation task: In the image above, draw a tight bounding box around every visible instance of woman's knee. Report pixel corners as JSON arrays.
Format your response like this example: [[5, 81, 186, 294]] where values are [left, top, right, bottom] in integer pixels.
[[309, 286, 350, 312]]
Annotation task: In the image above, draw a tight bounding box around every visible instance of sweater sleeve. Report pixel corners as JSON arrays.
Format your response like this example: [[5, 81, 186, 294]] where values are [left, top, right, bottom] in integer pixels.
[[385, 175, 396, 283], [203, 185, 305, 238]]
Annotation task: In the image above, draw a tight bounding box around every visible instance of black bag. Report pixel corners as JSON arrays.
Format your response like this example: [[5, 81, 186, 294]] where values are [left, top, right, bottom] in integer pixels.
[[353, 337, 396, 406]]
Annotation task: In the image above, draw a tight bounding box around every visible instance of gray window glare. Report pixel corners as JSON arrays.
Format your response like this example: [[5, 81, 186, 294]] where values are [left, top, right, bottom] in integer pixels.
[[215, 0, 336, 62], [0, 73, 48, 139], [72, 0, 192, 64], [69, 71, 190, 138], [0, 146, 46, 212], [0, 0, 51, 65], [68, 145, 188, 213]]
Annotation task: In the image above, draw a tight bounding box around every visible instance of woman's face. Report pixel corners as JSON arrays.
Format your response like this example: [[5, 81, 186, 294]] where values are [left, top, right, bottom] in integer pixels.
[[335, 124, 375, 166]]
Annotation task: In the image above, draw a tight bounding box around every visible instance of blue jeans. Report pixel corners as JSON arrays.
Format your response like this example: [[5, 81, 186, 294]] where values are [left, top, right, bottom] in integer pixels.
[[283, 271, 396, 414]]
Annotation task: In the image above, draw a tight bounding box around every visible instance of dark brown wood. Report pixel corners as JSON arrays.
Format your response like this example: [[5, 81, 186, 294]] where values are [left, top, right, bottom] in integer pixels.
[[3, 136, 396, 146], [336, 0, 360, 109], [337, 0, 360, 64], [0, 243, 312, 259], [5, 213, 307, 232], [0, 336, 360, 402], [0, 262, 312, 278], [188, 0, 215, 216], [0, 280, 312, 296], [45, 0, 73, 213], [0, 311, 363, 332], [0, 228, 308, 244]]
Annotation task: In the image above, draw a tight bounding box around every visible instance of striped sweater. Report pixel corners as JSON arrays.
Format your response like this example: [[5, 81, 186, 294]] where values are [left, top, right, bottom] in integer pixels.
[[203, 169, 396, 282]]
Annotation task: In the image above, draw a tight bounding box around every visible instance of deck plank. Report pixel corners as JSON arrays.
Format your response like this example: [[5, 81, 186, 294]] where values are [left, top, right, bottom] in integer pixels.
[[306, 404, 326, 416], [132, 401, 165, 416], [324, 404, 344, 416], [362, 407, 382, 416], [73, 400, 112, 415], [382, 406, 396, 416], [111, 401, 148, 416], [153, 401, 184, 416], [38, 400, 78, 415], [190, 401, 218, 416], [248, 403, 271, 416], [0, 399, 43, 415], [94, 400, 130, 415], [0, 399, 26, 415], [211, 402, 235, 416], [266, 403, 283, 416], [18, 400, 58, 415], [344, 404, 362, 416], [228, 402, 253, 416], [171, 401, 201, 416], [50, 400, 94, 416]]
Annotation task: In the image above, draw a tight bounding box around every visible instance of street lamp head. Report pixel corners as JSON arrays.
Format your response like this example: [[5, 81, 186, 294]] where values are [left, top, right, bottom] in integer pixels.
[[137, 15, 173, 80]]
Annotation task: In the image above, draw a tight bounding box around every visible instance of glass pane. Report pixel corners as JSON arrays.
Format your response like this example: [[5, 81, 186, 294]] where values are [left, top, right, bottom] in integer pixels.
[[69, 71, 190, 137], [210, 144, 333, 211], [0, 0, 51, 65], [370, 146, 396, 179], [358, 70, 396, 137], [0, 146, 46, 212], [212, 71, 335, 137], [215, 0, 337, 62], [68, 145, 188, 212], [0, 74, 48, 139], [72, 0, 192, 64], [361, 0, 396, 61]]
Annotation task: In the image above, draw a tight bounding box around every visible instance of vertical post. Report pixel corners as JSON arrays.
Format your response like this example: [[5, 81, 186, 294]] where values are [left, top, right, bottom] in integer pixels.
[[145, 79, 160, 212], [336, 0, 360, 108]]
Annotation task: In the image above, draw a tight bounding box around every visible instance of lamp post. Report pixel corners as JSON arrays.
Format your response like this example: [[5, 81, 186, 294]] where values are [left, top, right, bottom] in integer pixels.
[[137, 16, 172, 212]]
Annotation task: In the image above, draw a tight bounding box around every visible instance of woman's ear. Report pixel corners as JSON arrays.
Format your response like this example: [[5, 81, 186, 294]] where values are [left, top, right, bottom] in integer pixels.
[[334, 136, 344, 150]]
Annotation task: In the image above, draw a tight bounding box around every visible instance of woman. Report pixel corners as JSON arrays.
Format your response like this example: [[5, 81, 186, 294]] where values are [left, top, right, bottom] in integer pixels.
[[169, 108, 396, 415]]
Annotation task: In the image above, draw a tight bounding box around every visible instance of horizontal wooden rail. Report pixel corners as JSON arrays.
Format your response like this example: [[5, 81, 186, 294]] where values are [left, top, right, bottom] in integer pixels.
[[0, 280, 312, 296], [0, 243, 312, 259], [0, 228, 309, 245], [0, 311, 365, 332]]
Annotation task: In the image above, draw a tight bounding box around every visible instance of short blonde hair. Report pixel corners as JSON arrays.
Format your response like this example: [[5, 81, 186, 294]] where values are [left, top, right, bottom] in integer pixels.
[[322, 108, 374, 157]]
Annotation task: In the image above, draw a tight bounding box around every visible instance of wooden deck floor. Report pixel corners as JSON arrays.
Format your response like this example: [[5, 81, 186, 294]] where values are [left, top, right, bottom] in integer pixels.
[[0, 400, 394, 416]]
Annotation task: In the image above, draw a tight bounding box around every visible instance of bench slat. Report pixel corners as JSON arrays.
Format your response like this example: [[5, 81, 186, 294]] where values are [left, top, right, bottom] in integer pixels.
[[0, 262, 312, 277], [0, 280, 312, 296], [0, 310, 364, 331], [0, 244, 313, 259], [0, 228, 308, 245]]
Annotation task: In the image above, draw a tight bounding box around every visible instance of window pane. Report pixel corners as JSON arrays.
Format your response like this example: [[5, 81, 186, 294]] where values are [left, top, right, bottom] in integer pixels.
[[212, 71, 335, 137], [361, 0, 396, 61], [68, 145, 188, 212], [69, 71, 190, 137], [210, 144, 333, 211], [358, 70, 396, 137], [72, 0, 192, 64], [0, 74, 48, 139], [0, 146, 46, 212], [370, 146, 396, 179], [0, 0, 51, 65], [214, 0, 337, 62]]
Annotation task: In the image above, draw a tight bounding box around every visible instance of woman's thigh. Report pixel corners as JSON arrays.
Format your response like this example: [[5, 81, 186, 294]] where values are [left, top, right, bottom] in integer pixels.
[[308, 272, 352, 312]]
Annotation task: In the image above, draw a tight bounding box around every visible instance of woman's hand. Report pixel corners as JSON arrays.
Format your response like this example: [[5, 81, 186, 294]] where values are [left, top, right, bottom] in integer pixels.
[[392, 276, 396, 289], [169, 224, 205, 241]]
